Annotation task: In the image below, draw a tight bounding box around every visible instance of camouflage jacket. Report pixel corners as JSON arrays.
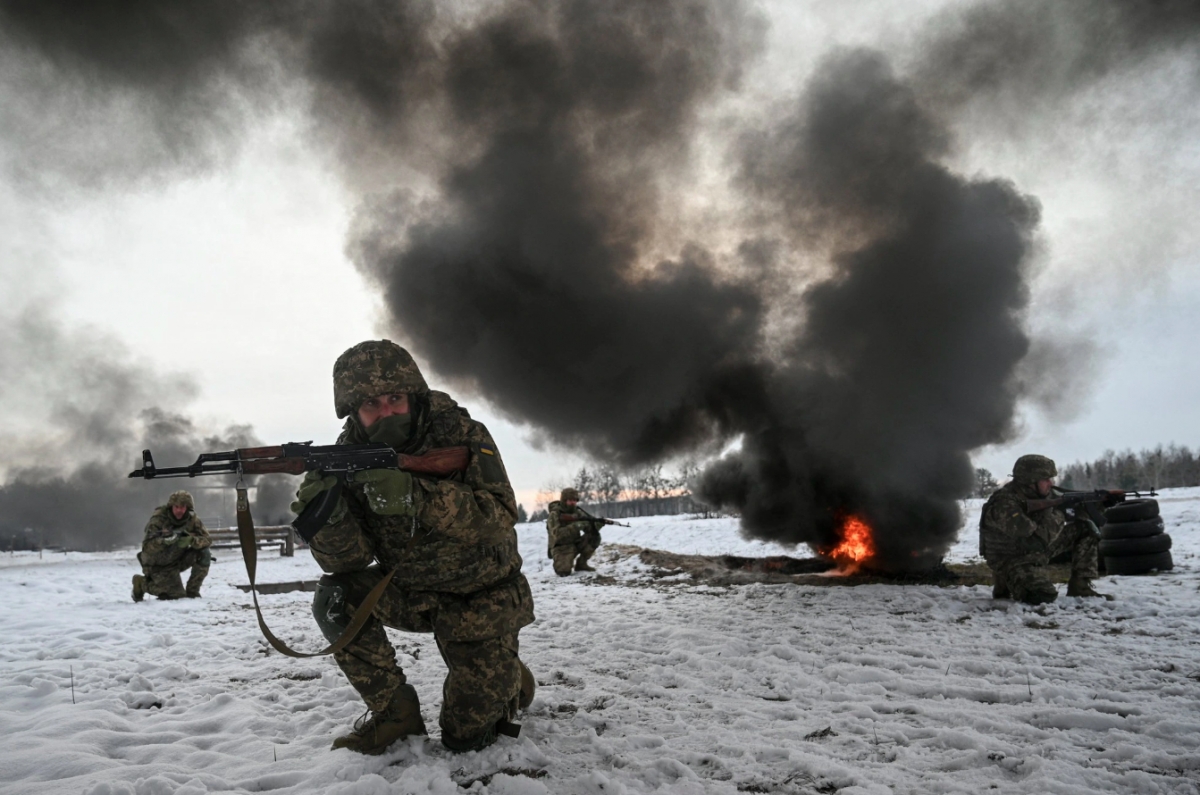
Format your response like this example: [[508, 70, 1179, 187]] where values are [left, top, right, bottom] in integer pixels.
[[978, 481, 1065, 563], [309, 390, 526, 596], [547, 500, 601, 548], [140, 507, 212, 568]]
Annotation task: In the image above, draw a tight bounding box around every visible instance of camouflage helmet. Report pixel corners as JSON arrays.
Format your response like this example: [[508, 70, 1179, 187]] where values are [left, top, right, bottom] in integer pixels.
[[166, 490, 195, 511], [1012, 454, 1057, 484], [333, 340, 429, 419], [561, 487, 580, 502]]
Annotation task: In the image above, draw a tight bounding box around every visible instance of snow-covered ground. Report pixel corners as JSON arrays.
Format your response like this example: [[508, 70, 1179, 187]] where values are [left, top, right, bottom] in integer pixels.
[[2, 490, 1198, 794]]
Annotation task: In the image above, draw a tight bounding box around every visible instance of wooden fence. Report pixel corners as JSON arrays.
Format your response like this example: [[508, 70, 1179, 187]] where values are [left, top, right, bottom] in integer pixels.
[[207, 525, 296, 557]]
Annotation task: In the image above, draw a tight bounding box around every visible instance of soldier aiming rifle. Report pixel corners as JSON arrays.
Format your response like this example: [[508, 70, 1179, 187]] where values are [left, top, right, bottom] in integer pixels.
[[980, 454, 1131, 605], [130, 340, 536, 756], [545, 487, 628, 576]]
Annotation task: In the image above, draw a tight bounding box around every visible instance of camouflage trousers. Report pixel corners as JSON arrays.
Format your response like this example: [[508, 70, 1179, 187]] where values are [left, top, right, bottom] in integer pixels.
[[139, 548, 211, 599], [316, 567, 533, 745], [550, 527, 599, 576], [989, 519, 1100, 605]]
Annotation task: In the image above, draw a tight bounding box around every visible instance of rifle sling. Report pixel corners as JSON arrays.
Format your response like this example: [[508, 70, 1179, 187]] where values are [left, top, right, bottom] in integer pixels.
[[236, 486, 396, 658]]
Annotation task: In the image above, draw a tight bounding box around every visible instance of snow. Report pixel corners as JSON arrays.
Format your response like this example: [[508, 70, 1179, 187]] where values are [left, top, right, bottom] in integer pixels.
[[2, 490, 1198, 794]]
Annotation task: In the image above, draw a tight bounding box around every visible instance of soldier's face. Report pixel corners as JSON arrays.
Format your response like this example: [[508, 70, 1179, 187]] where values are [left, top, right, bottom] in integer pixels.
[[1036, 478, 1054, 497], [565, 499, 578, 508], [357, 392, 410, 429], [171, 504, 188, 520]]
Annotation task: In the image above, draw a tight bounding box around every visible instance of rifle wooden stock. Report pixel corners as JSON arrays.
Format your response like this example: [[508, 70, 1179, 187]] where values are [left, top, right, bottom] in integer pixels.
[[398, 446, 471, 477]]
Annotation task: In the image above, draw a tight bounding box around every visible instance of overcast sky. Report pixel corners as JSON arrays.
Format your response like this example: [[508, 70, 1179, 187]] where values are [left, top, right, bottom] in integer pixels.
[[1, 0, 1197, 516]]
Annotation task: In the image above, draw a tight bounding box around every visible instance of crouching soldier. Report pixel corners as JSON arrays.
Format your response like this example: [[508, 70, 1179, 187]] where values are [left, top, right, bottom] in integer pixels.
[[546, 488, 603, 576], [132, 490, 212, 601], [980, 454, 1110, 604], [293, 340, 536, 755]]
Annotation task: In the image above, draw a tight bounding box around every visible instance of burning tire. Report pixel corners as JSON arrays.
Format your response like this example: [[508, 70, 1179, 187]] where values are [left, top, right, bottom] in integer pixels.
[[1100, 516, 1166, 540], [1104, 498, 1159, 523], [1099, 533, 1172, 557], [1103, 550, 1174, 576]]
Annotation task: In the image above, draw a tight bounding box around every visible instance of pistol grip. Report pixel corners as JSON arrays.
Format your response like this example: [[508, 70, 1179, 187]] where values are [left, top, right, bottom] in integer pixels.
[[292, 476, 345, 544]]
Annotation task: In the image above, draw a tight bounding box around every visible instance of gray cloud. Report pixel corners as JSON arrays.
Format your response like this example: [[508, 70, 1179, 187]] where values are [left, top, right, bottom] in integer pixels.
[[0, 308, 295, 550]]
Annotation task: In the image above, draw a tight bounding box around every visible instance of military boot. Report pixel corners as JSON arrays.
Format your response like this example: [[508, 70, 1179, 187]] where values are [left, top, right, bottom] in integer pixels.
[[1067, 575, 1114, 601], [518, 660, 536, 709], [131, 574, 146, 603], [991, 571, 1010, 600], [574, 554, 596, 572], [331, 684, 426, 754]]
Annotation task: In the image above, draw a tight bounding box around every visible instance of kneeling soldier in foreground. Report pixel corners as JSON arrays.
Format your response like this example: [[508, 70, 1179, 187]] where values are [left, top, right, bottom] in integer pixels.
[[294, 340, 535, 755], [979, 454, 1110, 604], [132, 490, 212, 601]]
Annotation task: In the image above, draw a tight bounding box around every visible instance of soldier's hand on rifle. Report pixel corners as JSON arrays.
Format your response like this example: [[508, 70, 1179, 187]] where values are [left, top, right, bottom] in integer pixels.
[[172, 534, 193, 549], [291, 472, 339, 513], [353, 469, 416, 517]]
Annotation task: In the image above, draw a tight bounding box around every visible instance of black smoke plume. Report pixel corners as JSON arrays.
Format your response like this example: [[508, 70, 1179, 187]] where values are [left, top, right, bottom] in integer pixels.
[[697, 51, 1039, 568], [0, 310, 297, 550], [348, 0, 766, 461], [913, 0, 1200, 112]]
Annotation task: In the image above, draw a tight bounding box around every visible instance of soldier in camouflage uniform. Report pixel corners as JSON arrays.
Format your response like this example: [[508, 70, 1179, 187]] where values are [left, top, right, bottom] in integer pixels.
[[292, 340, 536, 756], [546, 488, 605, 576], [132, 490, 212, 601], [979, 454, 1110, 604]]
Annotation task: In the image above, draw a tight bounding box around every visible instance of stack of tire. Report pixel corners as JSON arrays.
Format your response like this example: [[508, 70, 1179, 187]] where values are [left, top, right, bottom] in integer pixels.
[[1100, 498, 1174, 575]]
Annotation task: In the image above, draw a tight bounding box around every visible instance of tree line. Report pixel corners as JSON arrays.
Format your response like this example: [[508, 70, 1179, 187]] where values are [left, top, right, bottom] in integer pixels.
[[972, 443, 1200, 498], [1058, 444, 1200, 492], [528, 462, 704, 522]]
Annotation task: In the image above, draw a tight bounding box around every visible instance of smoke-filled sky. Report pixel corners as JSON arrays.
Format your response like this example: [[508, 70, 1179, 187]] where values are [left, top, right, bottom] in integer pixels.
[[1, 0, 1197, 560]]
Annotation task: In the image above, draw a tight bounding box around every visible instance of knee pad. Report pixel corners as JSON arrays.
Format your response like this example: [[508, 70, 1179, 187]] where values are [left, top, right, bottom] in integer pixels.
[[195, 548, 213, 567], [312, 575, 352, 644]]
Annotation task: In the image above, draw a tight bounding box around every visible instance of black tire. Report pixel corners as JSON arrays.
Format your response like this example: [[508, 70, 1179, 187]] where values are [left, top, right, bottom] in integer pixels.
[[1105, 499, 1159, 523], [1100, 517, 1165, 540], [1099, 533, 1172, 557], [1104, 551, 1173, 575]]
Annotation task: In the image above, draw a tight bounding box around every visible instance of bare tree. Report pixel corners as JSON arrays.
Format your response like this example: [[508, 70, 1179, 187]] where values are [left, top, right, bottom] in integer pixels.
[[974, 468, 999, 498], [672, 459, 703, 497], [642, 463, 671, 499], [571, 467, 597, 503], [594, 465, 622, 504]]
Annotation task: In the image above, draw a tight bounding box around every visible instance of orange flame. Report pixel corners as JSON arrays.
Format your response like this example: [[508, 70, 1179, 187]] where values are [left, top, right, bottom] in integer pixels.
[[824, 515, 876, 572]]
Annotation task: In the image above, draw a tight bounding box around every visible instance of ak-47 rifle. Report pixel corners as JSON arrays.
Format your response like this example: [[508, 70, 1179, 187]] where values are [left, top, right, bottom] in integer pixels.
[[1025, 488, 1156, 527], [561, 513, 632, 528], [129, 442, 469, 542], [129, 441, 473, 661]]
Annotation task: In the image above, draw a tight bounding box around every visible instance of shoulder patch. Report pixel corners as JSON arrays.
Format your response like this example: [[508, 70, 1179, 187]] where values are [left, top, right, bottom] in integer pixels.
[[472, 441, 508, 484]]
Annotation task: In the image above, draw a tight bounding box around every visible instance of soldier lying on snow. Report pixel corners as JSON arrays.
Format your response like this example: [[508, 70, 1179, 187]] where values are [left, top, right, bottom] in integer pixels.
[[979, 454, 1112, 605], [132, 490, 212, 601], [291, 340, 536, 755]]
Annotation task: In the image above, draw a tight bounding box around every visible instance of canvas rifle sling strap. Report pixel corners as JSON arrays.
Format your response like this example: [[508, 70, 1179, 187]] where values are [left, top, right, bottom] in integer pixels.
[[236, 486, 397, 658]]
